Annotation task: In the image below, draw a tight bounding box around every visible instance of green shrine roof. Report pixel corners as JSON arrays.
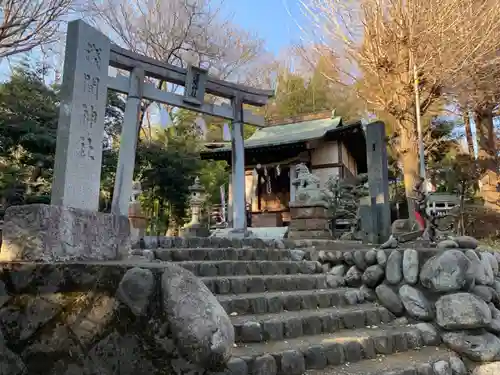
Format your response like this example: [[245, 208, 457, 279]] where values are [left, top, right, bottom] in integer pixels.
[[203, 116, 343, 152], [200, 115, 367, 173]]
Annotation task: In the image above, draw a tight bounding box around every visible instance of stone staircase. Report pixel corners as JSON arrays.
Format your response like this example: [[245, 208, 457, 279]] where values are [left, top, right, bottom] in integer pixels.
[[152, 245, 457, 375]]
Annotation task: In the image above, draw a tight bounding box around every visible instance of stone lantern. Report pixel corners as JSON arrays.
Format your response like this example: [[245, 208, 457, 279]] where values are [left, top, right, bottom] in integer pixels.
[[180, 177, 209, 237], [128, 181, 147, 243]]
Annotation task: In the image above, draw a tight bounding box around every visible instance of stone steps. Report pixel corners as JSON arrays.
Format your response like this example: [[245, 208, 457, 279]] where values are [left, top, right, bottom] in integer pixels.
[[154, 248, 300, 262], [231, 304, 393, 343], [217, 288, 362, 315], [303, 346, 455, 375], [176, 260, 321, 277], [201, 274, 329, 295], [136, 243, 459, 375], [230, 324, 426, 373]]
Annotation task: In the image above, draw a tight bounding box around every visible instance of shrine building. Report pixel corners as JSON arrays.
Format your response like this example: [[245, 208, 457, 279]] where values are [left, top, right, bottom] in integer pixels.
[[200, 110, 367, 228]]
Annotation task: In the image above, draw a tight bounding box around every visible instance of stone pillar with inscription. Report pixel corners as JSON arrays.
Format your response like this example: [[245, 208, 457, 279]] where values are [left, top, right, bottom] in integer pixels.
[[0, 20, 130, 262], [365, 121, 391, 244], [51, 20, 110, 211]]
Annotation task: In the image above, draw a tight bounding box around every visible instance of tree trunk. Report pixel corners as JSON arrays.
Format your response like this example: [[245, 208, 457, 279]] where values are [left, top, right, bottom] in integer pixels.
[[399, 121, 419, 218], [157, 198, 164, 237], [463, 112, 475, 156], [474, 107, 499, 209], [474, 107, 497, 172]]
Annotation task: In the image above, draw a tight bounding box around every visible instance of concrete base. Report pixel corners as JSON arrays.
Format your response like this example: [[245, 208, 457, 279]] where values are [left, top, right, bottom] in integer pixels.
[[0, 204, 130, 261], [210, 227, 289, 240], [288, 202, 332, 240], [287, 229, 332, 240], [180, 224, 210, 238]]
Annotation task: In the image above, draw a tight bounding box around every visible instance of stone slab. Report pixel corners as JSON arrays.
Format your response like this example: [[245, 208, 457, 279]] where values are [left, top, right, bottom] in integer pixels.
[[395, 230, 424, 243], [0, 204, 130, 261], [175, 260, 321, 277], [231, 304, 390, 343], [217, 288, 358, 315], [210, 227, 289, 240], [135, 236, 372, 251], [179, 225, 210, 238], [154, 248, 296, 262], [290, 205, 329, 219], [200, 274, 329, 294], [289, 218, 330, 231], [287, 230, 332, 240]]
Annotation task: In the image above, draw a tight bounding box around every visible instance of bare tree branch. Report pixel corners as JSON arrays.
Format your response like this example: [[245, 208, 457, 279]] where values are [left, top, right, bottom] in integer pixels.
[[299, 0, 500, 198], [0, 0, 74, 59], [87, 0, 265, 134]]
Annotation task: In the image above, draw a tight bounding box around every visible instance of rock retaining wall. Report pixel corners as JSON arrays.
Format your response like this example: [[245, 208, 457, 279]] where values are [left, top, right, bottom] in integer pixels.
[[134, 236, 369, 252], [0, 261, 234, 375], [319, 235, 500, 368]]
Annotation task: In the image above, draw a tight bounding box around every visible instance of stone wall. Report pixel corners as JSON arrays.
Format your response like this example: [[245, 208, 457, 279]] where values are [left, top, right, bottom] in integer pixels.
[[134, 236, 368, 252], [0, 261, 233, 375], [317, 236, 500, 368]]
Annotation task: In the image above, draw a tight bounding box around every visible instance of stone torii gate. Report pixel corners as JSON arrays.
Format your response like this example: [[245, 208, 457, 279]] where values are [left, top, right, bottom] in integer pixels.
[[51, 19, 273, 235]]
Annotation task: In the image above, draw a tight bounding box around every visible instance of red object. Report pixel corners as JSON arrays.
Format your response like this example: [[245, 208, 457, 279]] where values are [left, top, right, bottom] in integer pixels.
[[415, 211, 425, 230]]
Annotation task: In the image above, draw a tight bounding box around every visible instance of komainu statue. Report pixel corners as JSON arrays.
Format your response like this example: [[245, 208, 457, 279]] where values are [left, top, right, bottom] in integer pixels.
[[292, 163, 326, 205]]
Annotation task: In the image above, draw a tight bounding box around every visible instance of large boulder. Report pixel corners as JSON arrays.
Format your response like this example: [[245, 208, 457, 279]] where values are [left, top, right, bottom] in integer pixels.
[[454, 235, 479, 249], [117, 267, 155, 316], [449, 356, 467, 375], [420, 250, 474, 292], [415, 323, 440, 346], [482, 252, 499, 276], [487, 304, 500, 334], [472, 285, 494, 303], [465, 250, 494, 286], [470, 362, 500, 375], [377, 250, 387, 267], [329, 265, 346, 277], [398, 285, 433, 321], [402, 249, 419, 285], [386, 250, 403, 285], [353, 250, 368, 270], [0, 329, 25, 374], [437, 239, 459, 249], [362, 265, 385, 288], [435, 293, 491, 330], [442, 330, 500, 362], [344, 266, 363, 287], [375, 284, 404, 315], [365, 250, 377, 266], [161, 263, 234, 370]]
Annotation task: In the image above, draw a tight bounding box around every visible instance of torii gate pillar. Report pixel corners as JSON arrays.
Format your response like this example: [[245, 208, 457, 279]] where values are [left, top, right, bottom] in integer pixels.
[[230, 97, 247, 234]]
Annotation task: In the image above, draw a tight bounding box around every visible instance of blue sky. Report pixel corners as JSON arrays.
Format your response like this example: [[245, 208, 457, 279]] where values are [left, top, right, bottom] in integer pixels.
[[0, 1, 303, 80], [224, 0, 303, 54]]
